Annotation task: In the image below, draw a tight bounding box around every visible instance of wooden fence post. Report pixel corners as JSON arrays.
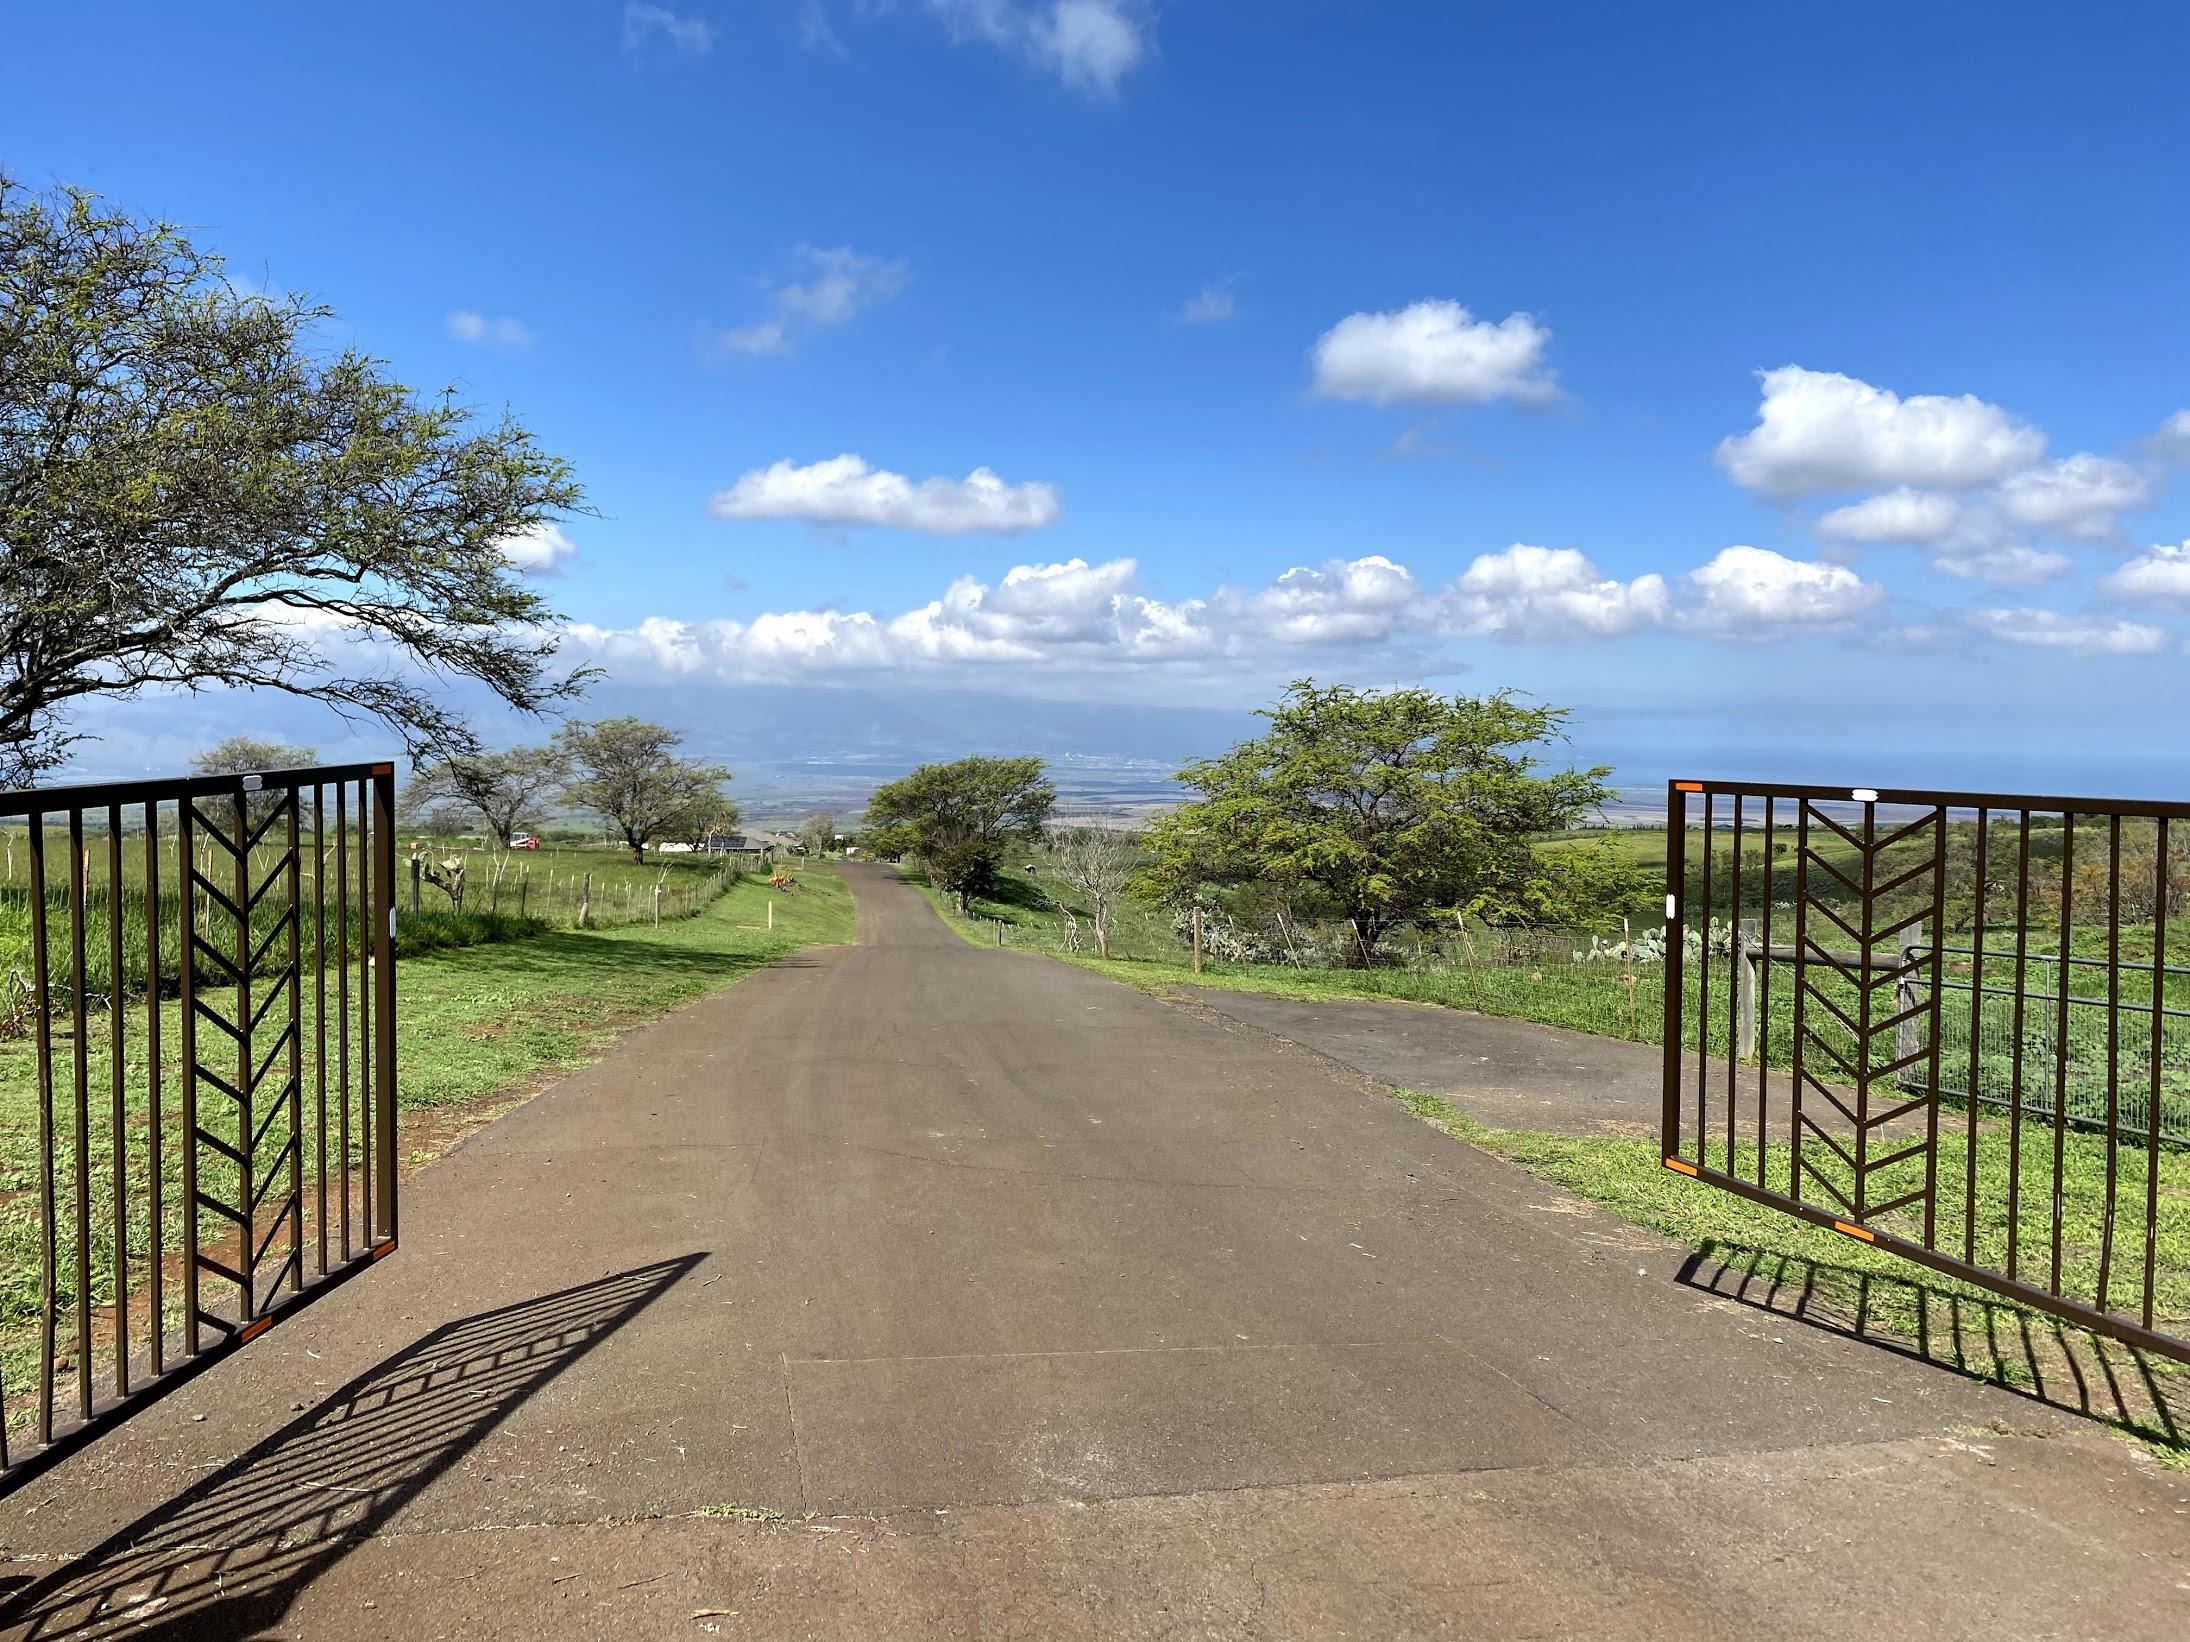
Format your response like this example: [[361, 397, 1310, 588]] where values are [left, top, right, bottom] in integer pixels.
[[408, 854, 421, 916], [1735, 918, 1759, 1060], [578, 872, 591, 929], [1896, 948, 1919, 1086], [1191, 905, 1203, 975]]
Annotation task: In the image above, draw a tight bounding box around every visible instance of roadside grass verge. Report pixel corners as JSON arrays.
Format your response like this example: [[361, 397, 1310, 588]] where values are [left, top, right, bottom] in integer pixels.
[[0, 865, 853, 1414]]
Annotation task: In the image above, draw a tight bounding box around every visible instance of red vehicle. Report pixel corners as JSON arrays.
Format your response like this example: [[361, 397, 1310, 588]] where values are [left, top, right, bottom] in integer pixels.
[[507, 833, 541, 850]]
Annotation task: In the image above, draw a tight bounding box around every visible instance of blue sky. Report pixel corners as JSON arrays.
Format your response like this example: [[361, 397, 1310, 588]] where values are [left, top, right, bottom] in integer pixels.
[[8, 2, 2190, 789]]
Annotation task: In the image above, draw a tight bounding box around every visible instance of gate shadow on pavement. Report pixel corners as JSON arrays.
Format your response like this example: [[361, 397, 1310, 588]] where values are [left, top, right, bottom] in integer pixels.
[[0, 1256, 703, 1641], [1679, 1240, 2186, 1454]]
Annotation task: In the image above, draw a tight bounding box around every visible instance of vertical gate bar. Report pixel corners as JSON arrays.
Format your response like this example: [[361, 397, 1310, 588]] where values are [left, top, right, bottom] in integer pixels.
[[1790, 803, 1811, 1202], [2096, 815, 2122, 1312], [314, 784, 327, 1278], [2145, 819, 2168, 1330], [371, 766, 399, 1245], [68, 809, 92, 1421], [2050, 812, 2074, 1296], [1922, 809, 1946, 1248], [29, 814, 56, 1442], [332, 779, 350, 1261], [357, 778, 372, 1244], [233, 789, 253, 1322], [1660, 783, 1687, 1159], [335, 781, 351, 1262], [106, 806, 129, 1398], [2008, 811, 2031, 1280], [1726, 795, 1742, 1167], [1854, 795, 1874, 1222], [144, 800, 164, 1377], [286, 787, 304, 1291], [1758, 798, 1774, 1185], [1965, 809, 1987, 1264], [177, 801, 200, 1352], [1697, 792, 1713, 1166]]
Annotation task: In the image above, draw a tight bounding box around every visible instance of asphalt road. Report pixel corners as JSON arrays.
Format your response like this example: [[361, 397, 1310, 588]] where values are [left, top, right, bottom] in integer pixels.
[[2, 863, 2182, 1639]]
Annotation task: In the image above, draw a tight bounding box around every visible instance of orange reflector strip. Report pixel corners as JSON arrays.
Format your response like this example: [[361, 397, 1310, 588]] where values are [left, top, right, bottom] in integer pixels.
[[239, 1317, 273, 1344], [371, 1239, 398, 1260], [1673, 781, 1703, 792], [1832, 1220, 1876, 1242], [1662, 1157, 1698, 1176]]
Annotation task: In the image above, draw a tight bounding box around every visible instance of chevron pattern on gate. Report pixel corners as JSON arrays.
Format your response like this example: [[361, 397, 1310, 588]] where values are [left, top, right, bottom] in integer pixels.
[[184, 786, 306, 1333], [1792, 800, 1948, 1230]]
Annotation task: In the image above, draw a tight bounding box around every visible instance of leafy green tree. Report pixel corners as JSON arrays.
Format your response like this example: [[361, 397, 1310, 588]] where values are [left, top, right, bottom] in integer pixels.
[[401, 745, 560, 847], [866, 756, 1056, 914], [1471, 837, 1659, 933], [1144, 680, 1609, 966], [0, 172, 588, 786], [554, 718, 732, 864], [798, 812, 838, 858]]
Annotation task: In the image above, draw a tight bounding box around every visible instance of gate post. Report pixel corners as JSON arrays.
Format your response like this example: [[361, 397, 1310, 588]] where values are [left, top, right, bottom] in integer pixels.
[[1661, 782, 1690, 1155], [371, 764, 399, 1245]]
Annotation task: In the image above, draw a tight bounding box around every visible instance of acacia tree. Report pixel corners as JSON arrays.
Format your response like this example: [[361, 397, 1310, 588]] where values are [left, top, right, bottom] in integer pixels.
[[190, 735, 318, 830], [675, 789, 743, 851], [0, 173, 589, 786], [554, 717, 732, 863], [1046, 825, 1135, 958], [866, 756, 1056, 914], [1143, 680, 1609, 967], [401, 745, 559, 847]]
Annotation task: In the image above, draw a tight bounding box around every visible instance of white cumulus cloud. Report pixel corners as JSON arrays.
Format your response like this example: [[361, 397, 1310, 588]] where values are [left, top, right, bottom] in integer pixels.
[[1674, 545, 1886, 639], [2100, 541, 2190, 606], [706, 454, 1062, 533], [2146, 409, 2190, 464], [1993, 453, 2151, 541], [500, 522, 579, 576], [1815, 487, 1962, 545], [1716, 367, 2044, 497], [1932, 545, 2073, 587], [1214, 556, 1424, 645], [1440, 546, 1669, 641], [1311, 300, 1557, 407], [1964, 609, 2168, 656]]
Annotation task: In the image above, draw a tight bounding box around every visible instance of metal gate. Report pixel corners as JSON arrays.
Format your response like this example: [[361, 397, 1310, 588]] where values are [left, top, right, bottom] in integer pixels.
[[1661, 779, 2188, 1366], [0, 763, 399, 1489]]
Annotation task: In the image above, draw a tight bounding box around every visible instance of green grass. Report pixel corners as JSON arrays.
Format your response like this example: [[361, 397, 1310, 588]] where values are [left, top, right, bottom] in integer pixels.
[[0, 829, 747, 1015], [0, 864, 853, 1421]]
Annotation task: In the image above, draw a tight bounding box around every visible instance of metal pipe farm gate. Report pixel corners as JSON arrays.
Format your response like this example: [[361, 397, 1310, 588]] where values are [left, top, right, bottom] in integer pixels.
[[1661, 779, 2189, 1366], [0, 764, 399, 1490]]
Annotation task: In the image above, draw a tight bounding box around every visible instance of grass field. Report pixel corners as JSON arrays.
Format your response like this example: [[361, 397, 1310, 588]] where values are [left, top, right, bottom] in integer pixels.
[[0, 863, 853, 1424], [0, 826, 753, 1017]]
